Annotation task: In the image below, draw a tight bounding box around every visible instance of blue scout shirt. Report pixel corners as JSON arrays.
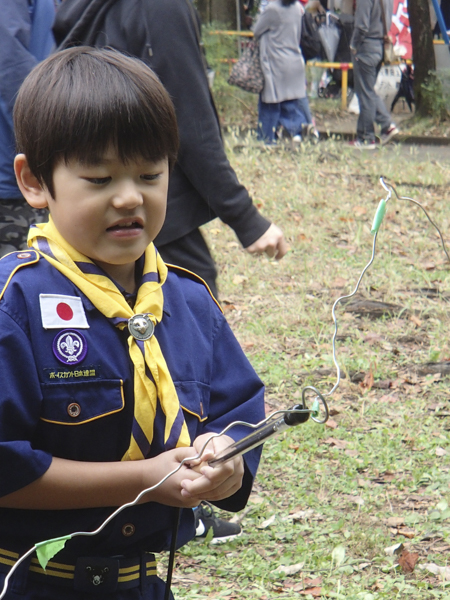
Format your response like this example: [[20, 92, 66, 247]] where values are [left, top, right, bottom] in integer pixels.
[[0, 251, 265, 559]]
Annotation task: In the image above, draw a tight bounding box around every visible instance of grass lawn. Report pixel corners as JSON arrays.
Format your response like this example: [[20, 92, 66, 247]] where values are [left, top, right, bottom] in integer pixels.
[[167, 133, 450, 599]]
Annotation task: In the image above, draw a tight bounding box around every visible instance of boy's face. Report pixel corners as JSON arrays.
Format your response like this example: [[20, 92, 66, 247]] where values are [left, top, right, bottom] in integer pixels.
[[32, 148, 168, 286]]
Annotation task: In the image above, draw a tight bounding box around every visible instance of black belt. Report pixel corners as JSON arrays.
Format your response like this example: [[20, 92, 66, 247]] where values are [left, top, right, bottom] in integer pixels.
[[0, 547, 157, 594]]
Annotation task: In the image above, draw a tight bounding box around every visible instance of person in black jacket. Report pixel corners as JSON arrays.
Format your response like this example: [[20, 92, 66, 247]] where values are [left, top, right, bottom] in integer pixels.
[[53, 0, 288, 298], [0, 0, 55, 257]]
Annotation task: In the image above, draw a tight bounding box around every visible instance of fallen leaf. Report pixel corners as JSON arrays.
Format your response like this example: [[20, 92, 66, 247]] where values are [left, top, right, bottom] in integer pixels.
[[322, 437, 348, 449], [258, 514, 276, 529], [397, 527, 416, 539], [364, 333, 383, 344], [436, 447, 447, 457], [345, 449, 359, 457], [360, 369, 374, 391], [331, 277, 347, 288], [331, 545, 346, 567], [241, 342, 255, 350], [417, 563, 450, 581], [353, 205, 367, 216], [386, 517, 405, 527], [409, 314, 422, 327], [325, 418, 338, 429], [290, 509, 315, 521], [222, 303, 236, 313], [300, 587, 321, 597], [398, 549, 419, 573], [303, 577, 322, 587], [352, 496, 365, 506], [422, 261, 436, 271], [385, 542, 404, 556], [232, 275, 247, 285], [273, 562, 304, 575]]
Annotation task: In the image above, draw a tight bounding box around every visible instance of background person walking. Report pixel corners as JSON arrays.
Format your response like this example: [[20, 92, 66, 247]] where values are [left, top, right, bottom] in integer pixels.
[[253, 0, 312, 144], [349, 0, 399, 149]]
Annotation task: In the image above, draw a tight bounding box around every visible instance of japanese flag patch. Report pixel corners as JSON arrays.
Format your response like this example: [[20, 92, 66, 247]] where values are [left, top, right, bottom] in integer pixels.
[[40, 294, 89, 329]]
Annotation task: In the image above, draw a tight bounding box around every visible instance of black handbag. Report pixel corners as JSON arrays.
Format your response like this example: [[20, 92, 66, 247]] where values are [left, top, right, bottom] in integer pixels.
[[228, 40, 264, 94]]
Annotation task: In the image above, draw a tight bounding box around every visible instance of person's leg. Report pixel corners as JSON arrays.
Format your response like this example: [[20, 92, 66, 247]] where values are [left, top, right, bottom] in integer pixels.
[[352, 39, 384, 143], [157, 228, 219, 298], [297, 96, 313, 125], [353, 57, 379, 143], [257, 97, 280, 144], [278, 99, 306, 137], [373, 63, 395, 133], [0, 198, 46, 258]]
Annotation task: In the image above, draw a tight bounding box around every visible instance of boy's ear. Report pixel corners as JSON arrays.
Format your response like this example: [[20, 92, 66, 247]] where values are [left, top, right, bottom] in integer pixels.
[[14, 154, 49, 209]]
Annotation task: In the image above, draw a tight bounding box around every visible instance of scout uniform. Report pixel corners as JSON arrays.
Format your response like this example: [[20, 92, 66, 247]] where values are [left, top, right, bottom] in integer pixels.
[[0, 230, 265, 597]]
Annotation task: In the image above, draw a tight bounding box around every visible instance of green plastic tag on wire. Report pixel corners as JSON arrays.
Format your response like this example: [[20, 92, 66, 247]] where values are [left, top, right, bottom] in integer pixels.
[[311, 398, 320, 418], [35, 534, 72, 570], [371, 199, 386, 234]]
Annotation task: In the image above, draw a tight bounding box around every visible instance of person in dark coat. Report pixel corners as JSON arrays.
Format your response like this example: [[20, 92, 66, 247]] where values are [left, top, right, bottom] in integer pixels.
[[0, 0, 55, 257], [53, 0, 288, 298]]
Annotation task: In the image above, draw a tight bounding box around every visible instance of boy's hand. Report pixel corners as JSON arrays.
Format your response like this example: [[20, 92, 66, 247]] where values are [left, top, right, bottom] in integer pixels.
[[179, 434, 244, 503], [142, 447, 205, 508]]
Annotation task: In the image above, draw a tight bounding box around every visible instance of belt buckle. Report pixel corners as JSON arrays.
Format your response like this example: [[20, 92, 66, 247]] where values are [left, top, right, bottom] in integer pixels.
[[74, 556, 119, 594]]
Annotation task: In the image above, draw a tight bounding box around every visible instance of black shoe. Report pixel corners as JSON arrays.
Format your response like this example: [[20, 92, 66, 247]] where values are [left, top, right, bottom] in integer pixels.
[[194, 502, 242, 544]]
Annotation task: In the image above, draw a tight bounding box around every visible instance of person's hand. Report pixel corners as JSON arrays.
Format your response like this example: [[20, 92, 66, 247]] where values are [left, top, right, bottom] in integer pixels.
[[179, 434, 244, 503], [141, 447, 205, 508], [245, 223, 288, 260]]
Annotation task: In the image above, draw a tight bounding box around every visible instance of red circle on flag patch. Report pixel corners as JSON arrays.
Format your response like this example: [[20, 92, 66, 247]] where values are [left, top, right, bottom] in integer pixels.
[[56, 302, 74, 321]]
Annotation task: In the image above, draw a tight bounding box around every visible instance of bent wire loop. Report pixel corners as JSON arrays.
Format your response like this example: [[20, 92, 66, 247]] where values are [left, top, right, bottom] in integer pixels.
[[2, 178, 448, 598]]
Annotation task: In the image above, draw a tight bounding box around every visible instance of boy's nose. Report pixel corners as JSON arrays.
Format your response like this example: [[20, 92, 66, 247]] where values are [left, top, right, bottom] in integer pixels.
[[112, 181, 143, 209]]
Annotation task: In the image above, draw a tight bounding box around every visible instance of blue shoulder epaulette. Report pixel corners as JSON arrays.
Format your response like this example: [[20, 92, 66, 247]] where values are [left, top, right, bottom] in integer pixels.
[[165, 262, 222, 312], [0, 250, 40, 301]]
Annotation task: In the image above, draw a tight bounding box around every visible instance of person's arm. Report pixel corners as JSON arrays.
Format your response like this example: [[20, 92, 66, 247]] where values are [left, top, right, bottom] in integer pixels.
[[191, 302, 266, 512], [139, 0, 286, 257], [350, 0, 374, 52], [0, 438, 242, 510], [0, 449, 198, 510], [0, 1, 38, 109], [252, 4, 274, 39]]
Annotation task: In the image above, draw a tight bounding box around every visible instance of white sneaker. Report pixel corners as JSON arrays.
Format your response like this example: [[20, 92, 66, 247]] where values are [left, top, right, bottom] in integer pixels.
[[380, 124, 399, 145]]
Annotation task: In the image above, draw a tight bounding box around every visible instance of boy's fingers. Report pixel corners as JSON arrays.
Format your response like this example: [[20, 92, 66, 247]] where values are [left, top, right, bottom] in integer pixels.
[[179, 457, 244, 501]]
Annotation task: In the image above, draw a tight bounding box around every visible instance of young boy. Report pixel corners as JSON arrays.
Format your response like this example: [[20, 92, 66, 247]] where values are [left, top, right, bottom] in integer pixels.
[[0, 47, 265, 599]]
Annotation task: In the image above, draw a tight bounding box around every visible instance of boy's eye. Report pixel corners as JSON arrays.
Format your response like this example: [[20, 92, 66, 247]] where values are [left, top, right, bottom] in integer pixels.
[[85, 177, 111, 185], [141, 174, 161, 181]]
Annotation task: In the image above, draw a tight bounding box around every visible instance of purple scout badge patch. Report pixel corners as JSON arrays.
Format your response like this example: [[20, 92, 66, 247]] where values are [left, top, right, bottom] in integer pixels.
[[53, 330, 87, 365]]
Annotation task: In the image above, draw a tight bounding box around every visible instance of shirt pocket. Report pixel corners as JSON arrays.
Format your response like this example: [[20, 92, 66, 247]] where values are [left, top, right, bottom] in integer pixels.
[[40, 379, 125, 425], [176, 381, 210, 424]]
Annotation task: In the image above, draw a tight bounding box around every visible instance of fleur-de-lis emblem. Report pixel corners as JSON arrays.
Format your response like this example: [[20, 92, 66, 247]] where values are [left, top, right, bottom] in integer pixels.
[[60, 335, 80, 356], [53, 330, 87, 365]]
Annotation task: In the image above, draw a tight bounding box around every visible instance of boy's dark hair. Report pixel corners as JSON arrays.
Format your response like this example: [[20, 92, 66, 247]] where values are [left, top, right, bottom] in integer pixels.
[[14, 47, 179, 197]]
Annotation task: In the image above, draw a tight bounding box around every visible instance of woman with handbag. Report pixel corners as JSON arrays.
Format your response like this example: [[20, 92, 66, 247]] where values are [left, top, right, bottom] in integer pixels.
[[253, 0, 314, 144]]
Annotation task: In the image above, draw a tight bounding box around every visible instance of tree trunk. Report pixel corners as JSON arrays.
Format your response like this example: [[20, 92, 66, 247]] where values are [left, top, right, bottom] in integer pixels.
[[408, 0, 437, 115]]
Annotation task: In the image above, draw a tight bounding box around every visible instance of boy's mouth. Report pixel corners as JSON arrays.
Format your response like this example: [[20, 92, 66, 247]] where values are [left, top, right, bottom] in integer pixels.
[[107, 219, 143, 232]]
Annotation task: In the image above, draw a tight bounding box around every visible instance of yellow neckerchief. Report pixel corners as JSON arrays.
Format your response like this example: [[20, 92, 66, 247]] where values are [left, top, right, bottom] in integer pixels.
[[29, 218, 191, 460]]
